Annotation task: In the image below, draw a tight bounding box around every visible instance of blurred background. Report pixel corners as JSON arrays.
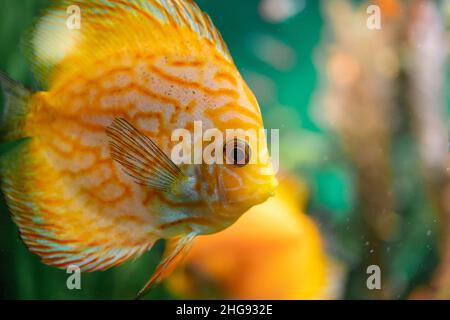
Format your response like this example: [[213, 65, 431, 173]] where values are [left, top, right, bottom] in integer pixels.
[[0, 0, 449, 300]]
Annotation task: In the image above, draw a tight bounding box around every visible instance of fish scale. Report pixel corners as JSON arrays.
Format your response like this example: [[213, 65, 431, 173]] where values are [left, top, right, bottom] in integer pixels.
[[0, 0, 277, 298]]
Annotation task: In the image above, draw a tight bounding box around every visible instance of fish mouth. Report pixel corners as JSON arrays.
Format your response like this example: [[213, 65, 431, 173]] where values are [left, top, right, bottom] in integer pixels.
[[214, 168, 278, 214]]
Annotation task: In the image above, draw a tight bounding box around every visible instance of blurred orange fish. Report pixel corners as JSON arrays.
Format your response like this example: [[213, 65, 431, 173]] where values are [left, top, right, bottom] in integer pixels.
[[168, 177, 345, 300], [0, 0, 277, 298]]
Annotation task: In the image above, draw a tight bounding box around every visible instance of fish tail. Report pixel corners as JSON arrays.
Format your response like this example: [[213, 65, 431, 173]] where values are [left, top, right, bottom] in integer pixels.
[[0, 72, 33, 142]]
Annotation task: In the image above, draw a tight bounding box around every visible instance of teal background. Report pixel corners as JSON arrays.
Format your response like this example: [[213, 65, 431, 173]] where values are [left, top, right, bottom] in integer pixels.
[[0, 0, 448, 299]]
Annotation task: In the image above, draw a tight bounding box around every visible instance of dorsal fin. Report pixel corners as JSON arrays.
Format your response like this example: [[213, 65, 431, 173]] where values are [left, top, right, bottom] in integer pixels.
[[23, 0, 232, 88]]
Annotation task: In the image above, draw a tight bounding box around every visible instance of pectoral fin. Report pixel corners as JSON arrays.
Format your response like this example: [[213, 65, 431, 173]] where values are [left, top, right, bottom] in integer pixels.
[[106, 117, 185, 192], [136, 232, 197, 299]]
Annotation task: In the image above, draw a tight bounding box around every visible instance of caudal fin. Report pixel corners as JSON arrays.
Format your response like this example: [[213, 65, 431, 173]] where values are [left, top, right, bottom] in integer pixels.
[[0, 72, 33, 141]]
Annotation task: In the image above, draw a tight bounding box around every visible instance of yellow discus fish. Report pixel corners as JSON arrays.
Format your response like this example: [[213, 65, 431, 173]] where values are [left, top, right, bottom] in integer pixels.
[[0, 0, 277, 298]]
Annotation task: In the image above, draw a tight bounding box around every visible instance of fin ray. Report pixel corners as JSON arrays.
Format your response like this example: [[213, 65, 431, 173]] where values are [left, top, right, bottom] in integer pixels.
[[23, 0, 232, 88], [106, 117, 185, 191], [0, 138, 156, 273], [137, 232, 196, 299]]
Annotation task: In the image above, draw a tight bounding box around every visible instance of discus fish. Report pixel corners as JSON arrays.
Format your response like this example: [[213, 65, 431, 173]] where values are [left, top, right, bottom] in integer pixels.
[[0, 0, 277, 298]]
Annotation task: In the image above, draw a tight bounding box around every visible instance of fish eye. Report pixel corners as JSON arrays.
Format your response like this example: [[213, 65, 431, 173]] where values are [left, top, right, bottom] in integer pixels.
[[223, 139, 251, 168]]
